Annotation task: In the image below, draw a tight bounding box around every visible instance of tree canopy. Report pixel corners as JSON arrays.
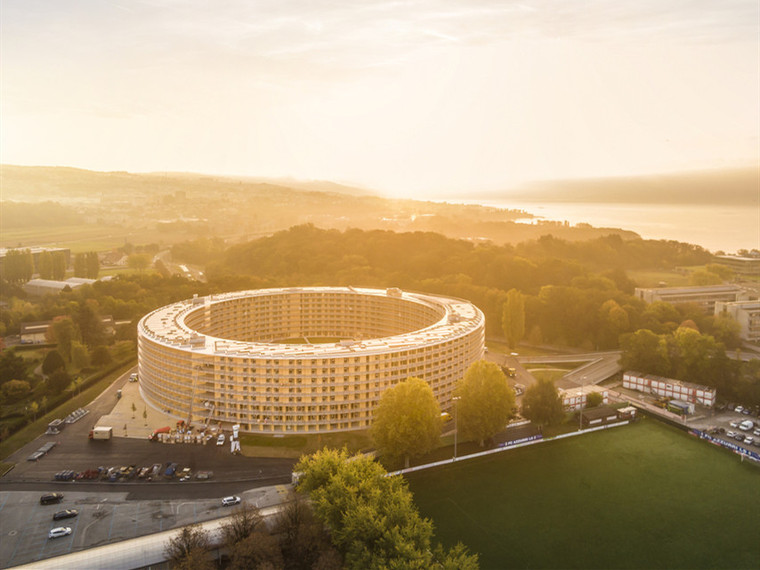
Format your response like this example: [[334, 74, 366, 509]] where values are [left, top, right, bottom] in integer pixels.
[[295, 448, 479, 570], [370, 376, 442, 467], [502, 288, 525, 349], [522, 380, 565, 426], [456, 360, 515, 446]]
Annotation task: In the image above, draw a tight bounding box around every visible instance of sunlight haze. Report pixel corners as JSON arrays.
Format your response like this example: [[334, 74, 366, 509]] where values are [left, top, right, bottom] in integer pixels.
[[2, 0, 758, 197]]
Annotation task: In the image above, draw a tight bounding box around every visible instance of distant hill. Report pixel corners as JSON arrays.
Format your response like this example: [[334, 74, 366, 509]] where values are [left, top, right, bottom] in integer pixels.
[[477, 166, 759, 206], [0, 164, 641, 251]]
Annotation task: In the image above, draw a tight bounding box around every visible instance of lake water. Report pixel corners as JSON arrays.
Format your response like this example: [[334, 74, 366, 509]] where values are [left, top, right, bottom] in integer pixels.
[[460, 200, 759, 254]]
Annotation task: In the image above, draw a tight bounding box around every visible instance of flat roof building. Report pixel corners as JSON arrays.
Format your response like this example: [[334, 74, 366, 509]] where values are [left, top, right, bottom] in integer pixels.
[[714, 255, 760, 278], [715, 300, 760, 343], [138, 287, 485, 434], [623, 371, 716, 408], [634, 284, 748, 314]]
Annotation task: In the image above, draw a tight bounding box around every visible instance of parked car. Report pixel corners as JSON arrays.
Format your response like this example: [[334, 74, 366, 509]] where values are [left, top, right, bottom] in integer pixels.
[[53, 509, 78, 521], [222, 496, 241, 507], [735, 405, 744, 413], [40, 493, 64, 505], [216, 433, 226, 446], [733, 432, 745, 442], [196, 470, 213, 480], [129, 373, 138, 382], [48, 527, 72, 539], [164, 462, 178, 478], [744, 436, 754, 445], [753, 428, 760, 436], [739, 420, 754, 431], [726, 431, 737, 439]]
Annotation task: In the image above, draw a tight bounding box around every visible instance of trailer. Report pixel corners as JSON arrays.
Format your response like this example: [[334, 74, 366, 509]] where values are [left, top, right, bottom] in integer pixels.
[[148, 426, 171, 441], [89, 426, 113, 440]]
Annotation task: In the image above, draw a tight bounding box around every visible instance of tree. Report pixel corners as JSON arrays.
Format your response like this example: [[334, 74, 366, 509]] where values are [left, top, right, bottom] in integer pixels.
[[0, 349, 28, 383], [502, 288, 525, 349], [127, 253, 150, 273], [3, 249, 33, 283], [29, 401, 39, 421], [228, 530, 283, 570], [42, 350, 66, 376], [370, 376, 442, 467], [75, 301, 106, 347], [73, 253, 87, 278], [164, 524, 213, 570], [1, 379, 31, 402], [457, 360, 515, 446], [90, 345, 112, 367], [39, 251, 54, 279], [48, 369, 71, 395], [86, 251, 100, 278], [273, 492, 340, 570], [585, 391, 603, 408], [47, 317, 80, 362], [51, 251, 67, 280], [220, 502, 263, 547], [619, 329, 670, 376], [71, 341, 90, 370], [522, 380, 564, 426], [41, 395, 48, 414], [295, 448, 478, 569]]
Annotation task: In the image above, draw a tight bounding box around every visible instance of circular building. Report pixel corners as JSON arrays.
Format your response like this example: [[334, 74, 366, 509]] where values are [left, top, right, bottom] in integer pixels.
[[138, 287, 484, 434]]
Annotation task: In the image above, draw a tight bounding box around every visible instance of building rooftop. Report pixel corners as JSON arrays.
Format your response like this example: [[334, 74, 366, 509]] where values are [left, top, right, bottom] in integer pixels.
[[139, 287, 483, 358]]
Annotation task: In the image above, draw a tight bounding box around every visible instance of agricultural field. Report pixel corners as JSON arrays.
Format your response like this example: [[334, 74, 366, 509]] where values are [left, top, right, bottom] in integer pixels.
[[407, 418, 760, 569]]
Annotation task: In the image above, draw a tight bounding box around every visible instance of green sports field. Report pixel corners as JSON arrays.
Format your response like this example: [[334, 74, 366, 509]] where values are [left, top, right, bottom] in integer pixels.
[[406, 418, 760, 570]]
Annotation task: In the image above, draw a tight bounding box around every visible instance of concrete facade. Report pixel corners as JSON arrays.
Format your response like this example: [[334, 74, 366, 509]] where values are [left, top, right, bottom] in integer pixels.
[[634, 284, 748, 314], [715, 300, 760, 342], [138, 287, 485, 434]]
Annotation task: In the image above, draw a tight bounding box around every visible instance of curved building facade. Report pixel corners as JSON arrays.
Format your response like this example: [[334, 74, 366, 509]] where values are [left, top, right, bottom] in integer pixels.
[[138, 287, 485, 434]]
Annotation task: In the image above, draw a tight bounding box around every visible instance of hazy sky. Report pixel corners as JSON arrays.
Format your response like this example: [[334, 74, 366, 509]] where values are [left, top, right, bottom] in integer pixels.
[[2, 0, 758, 197]]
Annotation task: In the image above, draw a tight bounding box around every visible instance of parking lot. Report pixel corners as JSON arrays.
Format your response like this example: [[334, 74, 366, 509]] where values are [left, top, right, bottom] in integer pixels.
[[0, 484, 290, 568]]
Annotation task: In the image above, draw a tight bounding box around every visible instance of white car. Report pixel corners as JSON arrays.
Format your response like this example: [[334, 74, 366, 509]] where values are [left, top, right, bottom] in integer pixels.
[[735, 405, 744, 413], [216, 434, 225, 446], [222, 496, 241, 507], [739, 420, 754, 432], [129, 373, 138, 382], [48, 527, 72, 539], [729, 420, 740, 428], [726, 431, 737, 439], [744, 436, 754, 446]]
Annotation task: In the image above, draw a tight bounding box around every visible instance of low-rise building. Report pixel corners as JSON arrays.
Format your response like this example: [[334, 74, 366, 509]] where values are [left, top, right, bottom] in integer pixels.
[[714, 255, 760, 278], [622, 371, 716, 407], [714, 300, 760, 342], [23, 278, 95, 297], [580, 406, 619, 428], [559, 385, 609, 411], [634, 284, 748, 314]]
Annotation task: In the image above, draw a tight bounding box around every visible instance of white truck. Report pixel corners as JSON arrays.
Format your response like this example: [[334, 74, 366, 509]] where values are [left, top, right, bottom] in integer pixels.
[[89, 426, 113, 440]]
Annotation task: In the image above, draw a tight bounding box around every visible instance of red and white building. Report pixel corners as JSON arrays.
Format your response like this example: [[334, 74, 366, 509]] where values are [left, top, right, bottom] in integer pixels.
[[559, 385, 609, 411], [622, 371, 716, 407]]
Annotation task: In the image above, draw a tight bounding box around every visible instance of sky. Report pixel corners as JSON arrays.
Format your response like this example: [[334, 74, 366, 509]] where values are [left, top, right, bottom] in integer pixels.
[[1, 0, 758, 198]]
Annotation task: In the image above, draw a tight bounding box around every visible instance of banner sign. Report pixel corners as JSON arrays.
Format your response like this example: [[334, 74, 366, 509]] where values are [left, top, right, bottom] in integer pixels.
[[691, 429, 760, 461]]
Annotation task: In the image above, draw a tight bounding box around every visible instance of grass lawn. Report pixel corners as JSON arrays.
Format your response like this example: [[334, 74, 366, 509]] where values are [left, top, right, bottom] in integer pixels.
[[406, 418, 760, 570], [240, 430, 373, 458], [627, 269, 692, 288], [527, 368, 570, 384]]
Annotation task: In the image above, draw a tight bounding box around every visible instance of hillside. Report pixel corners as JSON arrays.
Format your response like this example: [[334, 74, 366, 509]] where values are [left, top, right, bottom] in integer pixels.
[[0, 165, 639, 252]]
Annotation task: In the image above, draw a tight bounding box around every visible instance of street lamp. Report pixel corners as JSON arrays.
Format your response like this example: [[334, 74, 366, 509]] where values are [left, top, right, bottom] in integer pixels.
[[579, 376, 586, 431], [452, 396, 461, 460]]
